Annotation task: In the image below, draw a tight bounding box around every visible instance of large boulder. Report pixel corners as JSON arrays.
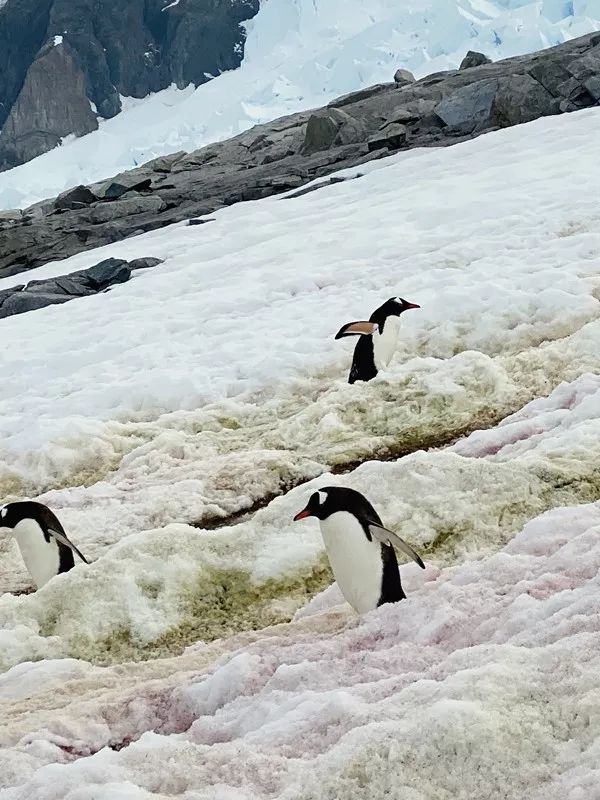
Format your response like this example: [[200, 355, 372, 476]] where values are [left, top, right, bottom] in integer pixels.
[[54, 185, 98, 210], [87, 195, 166, 223], [95, 172, 155, 200], [394, 68, 416, 85], [459, 51, 491, 69], [491, 73, 559, 126], [368, 123, 407, 151], [434, 79, 498, 131], [301, 108, 366, 155], [566, 43, 600, 100], [0, 290, 72, 317]]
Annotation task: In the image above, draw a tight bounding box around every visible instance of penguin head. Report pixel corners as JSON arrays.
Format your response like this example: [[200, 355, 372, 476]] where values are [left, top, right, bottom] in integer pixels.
[[372, 297, 420, 323], [293, 486, 371, 522], [0, 502, 19, 532]]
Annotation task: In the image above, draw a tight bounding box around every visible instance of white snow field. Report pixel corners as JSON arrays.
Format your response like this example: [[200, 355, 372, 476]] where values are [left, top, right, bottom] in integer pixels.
[[2, 107, 600, 797], [1, 0, 600, 209]]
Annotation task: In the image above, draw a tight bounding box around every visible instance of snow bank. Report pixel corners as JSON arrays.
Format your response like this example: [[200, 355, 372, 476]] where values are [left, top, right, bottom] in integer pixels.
[[1, 109, 599, 502], [1, 0, 599, 208], [2, 498, 600, 798]]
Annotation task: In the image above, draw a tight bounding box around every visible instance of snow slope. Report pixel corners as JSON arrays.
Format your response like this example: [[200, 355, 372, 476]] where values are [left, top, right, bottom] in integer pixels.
[[1, 0, 600, 209], [2, 108, 600, 798]]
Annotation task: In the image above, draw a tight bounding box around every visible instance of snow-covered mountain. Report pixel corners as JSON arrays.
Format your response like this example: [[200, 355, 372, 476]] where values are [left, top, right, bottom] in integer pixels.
[[1, 0, 599, 209], [2, 102, 600, 796]]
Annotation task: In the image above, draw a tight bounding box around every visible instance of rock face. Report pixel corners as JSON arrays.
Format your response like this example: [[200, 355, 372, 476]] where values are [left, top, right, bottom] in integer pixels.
[[0, 256, 163, 319], [0, 39, 98, 168], [1, 32, 599, 278], [0, 0, 260, 170]]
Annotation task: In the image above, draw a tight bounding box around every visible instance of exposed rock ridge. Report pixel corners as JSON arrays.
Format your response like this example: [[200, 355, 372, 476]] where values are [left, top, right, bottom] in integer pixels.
[[1, 31, 599, 278]]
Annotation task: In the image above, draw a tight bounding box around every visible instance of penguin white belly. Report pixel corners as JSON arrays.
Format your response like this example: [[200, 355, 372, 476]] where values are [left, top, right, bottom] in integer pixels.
[[319, 511, 383, 614], [13, 519, 60, 588], [373, 317, 400, 370]]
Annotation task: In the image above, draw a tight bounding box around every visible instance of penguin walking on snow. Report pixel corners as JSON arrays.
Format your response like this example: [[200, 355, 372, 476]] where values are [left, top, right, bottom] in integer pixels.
[[0, 501, 88, 589], [293, 486, 425, 614], [335, 296, 420, 384]]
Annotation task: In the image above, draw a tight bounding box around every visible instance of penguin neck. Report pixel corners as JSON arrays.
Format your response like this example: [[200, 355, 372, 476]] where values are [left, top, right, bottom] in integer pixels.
[[13, 519, 61, 589]]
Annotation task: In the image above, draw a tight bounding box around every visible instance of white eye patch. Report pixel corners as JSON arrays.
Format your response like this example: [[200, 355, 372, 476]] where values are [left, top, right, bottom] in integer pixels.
[[0, 506, 7, 519], [317, 490, 328, 505]]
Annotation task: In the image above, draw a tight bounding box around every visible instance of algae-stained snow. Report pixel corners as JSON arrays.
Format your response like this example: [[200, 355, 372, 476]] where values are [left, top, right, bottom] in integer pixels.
[[2, 109, 600, 797]]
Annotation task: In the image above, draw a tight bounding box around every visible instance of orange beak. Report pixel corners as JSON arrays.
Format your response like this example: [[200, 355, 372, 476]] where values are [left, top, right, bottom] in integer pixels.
[[404, 301, 420, 309], [293, 507, 312, 521]]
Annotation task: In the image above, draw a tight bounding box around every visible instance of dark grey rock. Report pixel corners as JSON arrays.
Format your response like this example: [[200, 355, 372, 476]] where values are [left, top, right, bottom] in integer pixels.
[[434, 78, 498, 131], [96, 172, 155, 200], [26, 275, 93, 296], [394, 68, 416, 85], [0, 210, 23, 224], [0, 40, 98, 170], [491, 73, 558, 127], [81, 258, 130, 289], [54, 185, 98, 210], [87, 195, 166, 223], [0, 290, 73, 317], [301, 108, 366, 155], [128, 257, 164, 270], [301, 111, 342, 155], [142, 152, 187, 172], [567, 44, 600, 100], [0, 285, 24, 308], [459, 51, 491, 69], [328, 83, 395, 109], [188, 218, 216, 226], [368, 123, 407, 151]]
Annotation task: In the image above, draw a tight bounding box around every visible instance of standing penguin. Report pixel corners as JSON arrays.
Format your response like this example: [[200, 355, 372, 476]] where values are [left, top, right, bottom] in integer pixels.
[[0, 501, 88, 589], [293, 486, 424, 614], [335, 297, 420, 384]]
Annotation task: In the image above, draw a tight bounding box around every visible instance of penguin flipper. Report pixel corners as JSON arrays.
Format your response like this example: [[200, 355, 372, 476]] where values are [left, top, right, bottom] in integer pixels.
[[48, 526, 89, 565], [335, 321, 378, 339], [368, 523, 425, 569]]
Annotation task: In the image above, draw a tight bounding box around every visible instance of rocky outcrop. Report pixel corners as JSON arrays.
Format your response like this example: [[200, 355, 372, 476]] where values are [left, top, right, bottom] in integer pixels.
[[0, 0, 260, 170], [0, 39, 98, 167], [1, 32, 599, 278], [0, 255, 163, 319]]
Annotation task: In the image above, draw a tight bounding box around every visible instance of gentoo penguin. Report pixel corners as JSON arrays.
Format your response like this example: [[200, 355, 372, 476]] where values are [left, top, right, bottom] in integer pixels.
[[293, 486, 425, 614], [0, 501, 88, 589], [335, 297, 420, 384]]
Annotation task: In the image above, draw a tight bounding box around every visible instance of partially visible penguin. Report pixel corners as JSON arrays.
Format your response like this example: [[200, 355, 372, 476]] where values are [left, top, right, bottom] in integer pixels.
[[0, 501, 88, 589], [293, 486, 425, 614], [335, 296, 420, 384]]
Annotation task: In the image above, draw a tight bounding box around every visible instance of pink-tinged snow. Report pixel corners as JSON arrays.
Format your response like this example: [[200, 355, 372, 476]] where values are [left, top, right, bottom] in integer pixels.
[[1, 0, 599, 208], [1, 499, 600, 799]]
